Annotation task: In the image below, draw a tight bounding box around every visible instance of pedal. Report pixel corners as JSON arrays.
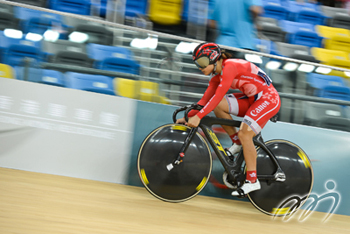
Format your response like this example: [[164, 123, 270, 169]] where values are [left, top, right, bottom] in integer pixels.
[[232, 188, 247, 198], [222, 172, 237, 189]]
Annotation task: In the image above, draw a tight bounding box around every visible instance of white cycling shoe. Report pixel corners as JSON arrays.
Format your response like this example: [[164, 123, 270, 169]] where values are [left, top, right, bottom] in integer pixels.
[[231, 179, 261, 196], [227, 143, 242, 155]]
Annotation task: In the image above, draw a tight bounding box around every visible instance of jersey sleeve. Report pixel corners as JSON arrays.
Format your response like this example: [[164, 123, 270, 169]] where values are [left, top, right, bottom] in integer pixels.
[[196, 63, 238, 119], [188, 75, 220, 117]]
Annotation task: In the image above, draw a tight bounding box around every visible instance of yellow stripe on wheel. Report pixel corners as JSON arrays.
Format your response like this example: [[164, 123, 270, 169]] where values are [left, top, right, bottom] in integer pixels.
[[298, 150, 311, 168], [171, 125, 188, 131], [140, 169, 149, 185], [272, 207, 291, 215], [196, 177, 207, 191]]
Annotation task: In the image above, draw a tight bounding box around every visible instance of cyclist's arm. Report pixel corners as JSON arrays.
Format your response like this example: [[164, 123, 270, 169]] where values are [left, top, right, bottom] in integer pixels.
[[196, 64, 237, 119], [188, 76, 220, 117]]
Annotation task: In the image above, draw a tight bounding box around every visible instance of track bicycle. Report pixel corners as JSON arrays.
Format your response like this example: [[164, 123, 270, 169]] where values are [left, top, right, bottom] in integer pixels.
[[137, 104, 314, 216]]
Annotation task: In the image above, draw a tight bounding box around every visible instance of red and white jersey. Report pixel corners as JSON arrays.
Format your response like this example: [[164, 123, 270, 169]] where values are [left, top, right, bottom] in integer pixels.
[[195, 59, 274, 119]]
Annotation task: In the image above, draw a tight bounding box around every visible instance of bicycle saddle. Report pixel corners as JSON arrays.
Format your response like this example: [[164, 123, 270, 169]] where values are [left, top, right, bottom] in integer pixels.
[[270, 114, 278, 123]]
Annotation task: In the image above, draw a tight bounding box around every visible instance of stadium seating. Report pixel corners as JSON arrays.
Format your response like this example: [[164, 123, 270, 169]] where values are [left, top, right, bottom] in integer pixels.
[[63, 15, 90, 28], [0, 11, 20, 31], [258, 21, 286, 42], [114, 77, 170, 104], [125, 0, 148, 18], [303, 101, 343, 126], [138, 80, 160, 102], [321, 5, 349, 18], [329, 14, 350, 30], [148, 0, 183, 25], [261, 0, 289, 20], [311, 47, 350, 77], [0, 2, 14, 13], [90, 0, 108, 18], [14, 6, 64, 35], [8, 0, 47, 7], [279, 20, 323, 48], [41, 40, 90, 67], [257, 16, 279, 28], [275, 42, 318, 62], [302, 101, 350, 131], [138, 80, 170, 104], [254, 38, 280, 55], [54, 51, 93, 67], [319, 85, 350, 101], [49, 0, 91, 15], [114, 77, 139, 99], [0, 63, 15, 78], [87, 43, 140, 74], [65, 72, 115, 95], [321, 5, 350, 30], [287, 1, 326, 25], [306, 72, 347, 96], [69, 23, 114, 45], [15, 66, 65, 86], [316, 25, 350, 53], [0, 31, 43, 67]]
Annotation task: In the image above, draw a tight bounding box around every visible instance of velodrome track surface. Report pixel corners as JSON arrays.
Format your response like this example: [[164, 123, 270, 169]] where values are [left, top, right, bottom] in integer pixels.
[[0, 167, 349, 234]]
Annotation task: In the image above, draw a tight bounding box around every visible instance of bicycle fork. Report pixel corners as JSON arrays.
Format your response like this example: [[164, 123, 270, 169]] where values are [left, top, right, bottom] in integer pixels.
[[166, 127, 198, 171]]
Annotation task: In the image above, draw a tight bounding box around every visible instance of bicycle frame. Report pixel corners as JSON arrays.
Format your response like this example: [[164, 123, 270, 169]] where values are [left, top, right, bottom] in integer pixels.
[[171, 112, 286, 188]]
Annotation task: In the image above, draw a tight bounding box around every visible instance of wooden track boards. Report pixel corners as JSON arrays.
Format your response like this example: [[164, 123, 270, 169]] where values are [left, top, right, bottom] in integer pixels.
[[0, 167, 349, 234]]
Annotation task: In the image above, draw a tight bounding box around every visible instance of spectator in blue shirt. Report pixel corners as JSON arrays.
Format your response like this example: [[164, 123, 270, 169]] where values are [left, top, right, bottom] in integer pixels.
[[208, 0, 263, 54]]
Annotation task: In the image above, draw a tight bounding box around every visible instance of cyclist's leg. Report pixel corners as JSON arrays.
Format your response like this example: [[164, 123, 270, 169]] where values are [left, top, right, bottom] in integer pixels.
[[213, 97, 236, 136], [240, 90, 281, 172], [232, 88, 280, 195], [238, 123, 257, 172], [214, 93, 250, 132], [214, 93, 250, 153]]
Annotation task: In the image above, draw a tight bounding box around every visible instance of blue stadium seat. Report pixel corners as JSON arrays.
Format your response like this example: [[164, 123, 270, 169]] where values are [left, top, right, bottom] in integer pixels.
[[254, 38, 281, 55], [87, 43, 140, 75], [306, 73, 347, 96], [279, 20, 323, 47], [15, 66, 65, 86], [14, 7, 64, 35], [319, 85, 350, 101], [91, 0, 108, 17], [0, 31, 43, 66], [65, 72, 115, 95], [261, 0, 289, 20], [49, 0, 91, 15], [125, 0, 148, 18], [287, 1, 326, 25]]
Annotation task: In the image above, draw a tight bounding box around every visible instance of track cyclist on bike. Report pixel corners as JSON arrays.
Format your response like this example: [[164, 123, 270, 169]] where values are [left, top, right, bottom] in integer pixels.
[[176, 42, 281, 196]]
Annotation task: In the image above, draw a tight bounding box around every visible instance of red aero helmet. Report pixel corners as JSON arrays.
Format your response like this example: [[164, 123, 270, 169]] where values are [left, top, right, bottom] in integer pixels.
[[192, 42, 221, 69]]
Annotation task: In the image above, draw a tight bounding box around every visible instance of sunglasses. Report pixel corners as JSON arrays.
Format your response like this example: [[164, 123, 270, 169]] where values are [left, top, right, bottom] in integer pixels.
[[194, 57, 210, 69]]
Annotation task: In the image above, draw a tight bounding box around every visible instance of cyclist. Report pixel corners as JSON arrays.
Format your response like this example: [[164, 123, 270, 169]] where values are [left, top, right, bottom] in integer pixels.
[[176, 42, 281, 195]]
